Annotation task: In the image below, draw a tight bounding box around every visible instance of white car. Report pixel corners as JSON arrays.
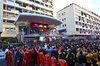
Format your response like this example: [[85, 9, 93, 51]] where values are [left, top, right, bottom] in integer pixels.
[[0, 49, 6, 59]]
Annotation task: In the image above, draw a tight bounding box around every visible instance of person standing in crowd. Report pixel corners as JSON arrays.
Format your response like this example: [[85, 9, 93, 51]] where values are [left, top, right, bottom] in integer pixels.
[[16, 51, 21, 66], [46, 46, 52, 57], [67, 50, 75, 66], [27, 48, 32, 66], [45, 52, 51, 66], [78, 51, 86, 66], [14, 49, 17, 66], [59, 56, 67, 66], [5, 48, 12, 66], [35, 46, 40, 66], [39, 49, 44, 66], [96, 57, 100, 66], [51, 55, 57, 66], [59, 50, 66, 59], [22, 49, 28, 66], [92, 49, 98, 66], [51, 47, 56, 57], [32, 49, 38, 66], [56, 47, 59, 62], [86, 50, 93, 66]]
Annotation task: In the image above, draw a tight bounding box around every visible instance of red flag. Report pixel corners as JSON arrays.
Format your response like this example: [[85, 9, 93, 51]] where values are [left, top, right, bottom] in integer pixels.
[[33, 39, 37, 43]]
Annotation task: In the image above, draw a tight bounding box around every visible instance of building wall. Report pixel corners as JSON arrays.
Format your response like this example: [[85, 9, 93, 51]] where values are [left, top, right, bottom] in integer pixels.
[[0, 0, 3, 32], [73, 4, 100, 36], [1, 0, 55, 37], [57, 5, 75, 35], [57, 3, 100, 37]]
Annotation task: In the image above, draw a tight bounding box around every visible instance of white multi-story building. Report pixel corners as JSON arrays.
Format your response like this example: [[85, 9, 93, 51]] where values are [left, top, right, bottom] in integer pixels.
[[56, 3, 100, 38], [0, 0, 3, 39], [1, 0, 55, 38]]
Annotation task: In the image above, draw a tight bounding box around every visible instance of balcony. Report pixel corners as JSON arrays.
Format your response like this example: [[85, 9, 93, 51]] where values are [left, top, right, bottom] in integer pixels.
[[1, 31, 16, 37], [26, 6, 32, 10], [14, 3, 19, 6], [3, 14, 6, 18], [11, 9, 19, 14], [11, 17, 17, 20]]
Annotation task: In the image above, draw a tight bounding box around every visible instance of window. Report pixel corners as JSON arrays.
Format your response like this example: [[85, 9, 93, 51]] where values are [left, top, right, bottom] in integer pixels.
[[6, 28, 9, 32], [76, 21, 78, 25], [65, 24, 66, 27], [59, 25, 61, 28], [76, 28, 79, 31], [41, 3, 44, 6], [62, 13, 63, 16], [64, 18, 66, 21], [3, 20, 5, 23], [10, 29, 13, 32], [79, 22, 81, 26], [64, 12, 65, 15], [8, 7, 11, 11], [45, 4, 48, 7], [62, 19, 64, 21], [58, 14, 60, 17], [7, 21, 14, 24], [63, 25, 64, 27]]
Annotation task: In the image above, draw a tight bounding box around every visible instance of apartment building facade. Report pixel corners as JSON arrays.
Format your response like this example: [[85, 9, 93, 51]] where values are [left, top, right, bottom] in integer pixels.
[[57, 3, 100, 38], [2, 0, 55, 38], [0, 0, 3, 39]]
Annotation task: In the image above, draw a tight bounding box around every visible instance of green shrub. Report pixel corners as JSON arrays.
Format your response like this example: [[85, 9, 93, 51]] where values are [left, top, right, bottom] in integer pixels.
[[5, 37, 17, 43]]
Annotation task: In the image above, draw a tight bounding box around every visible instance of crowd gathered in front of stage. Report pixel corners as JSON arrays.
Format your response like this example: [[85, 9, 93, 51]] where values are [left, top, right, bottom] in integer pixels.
[[5, 41, 100, 66]]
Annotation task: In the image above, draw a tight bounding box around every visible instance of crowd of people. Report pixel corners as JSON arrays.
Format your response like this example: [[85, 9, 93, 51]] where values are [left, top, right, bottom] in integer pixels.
[[5, 41, 100, 66]]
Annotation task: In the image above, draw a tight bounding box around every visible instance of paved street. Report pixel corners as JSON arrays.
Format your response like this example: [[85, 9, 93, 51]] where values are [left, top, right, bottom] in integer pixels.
[[0, 57, 15, 66]]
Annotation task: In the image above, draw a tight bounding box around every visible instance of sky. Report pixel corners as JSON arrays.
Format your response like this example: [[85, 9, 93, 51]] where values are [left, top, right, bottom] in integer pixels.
[[55, 0, 100, 15]]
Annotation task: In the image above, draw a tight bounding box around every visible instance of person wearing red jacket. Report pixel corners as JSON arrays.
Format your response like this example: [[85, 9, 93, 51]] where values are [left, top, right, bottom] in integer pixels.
[[39, 50, 44, 66], [45, 53, 51, 66], [35, 47, 40, 66], [5, 48, 12, 66], [51, 55, 57, 66], [14, 49, 17, 66], [22, 49, 28, 66], [28, 48, 32, 66], [59, 57, 67, 66]]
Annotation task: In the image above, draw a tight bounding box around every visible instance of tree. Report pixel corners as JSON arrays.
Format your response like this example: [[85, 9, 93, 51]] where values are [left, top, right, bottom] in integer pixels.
[[5, 37, 17, 43]]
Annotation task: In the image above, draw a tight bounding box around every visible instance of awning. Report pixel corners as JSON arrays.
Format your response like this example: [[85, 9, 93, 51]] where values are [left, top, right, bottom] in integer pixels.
[[81, 11, 84, 14], [8, 0, 14, 2], [7, 19, 15, 21], [7, 4, 14, 8], [84, 13, 87, 15], [58, 29, 66, 32], [35, 0, 40, 3], [15, 7, 22, 10], [16, 0, 22, 3], [35, 6, 40, 9], [3, 4, 6, 5], [15, 13, 62, 26]]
